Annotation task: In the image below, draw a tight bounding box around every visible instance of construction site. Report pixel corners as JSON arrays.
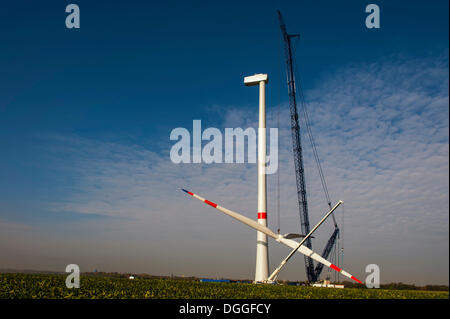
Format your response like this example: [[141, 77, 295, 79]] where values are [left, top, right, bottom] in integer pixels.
[[182, 11, 361, 287]]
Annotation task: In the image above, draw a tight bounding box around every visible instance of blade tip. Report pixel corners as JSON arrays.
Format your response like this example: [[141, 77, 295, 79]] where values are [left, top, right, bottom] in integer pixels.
[[181, 188, 194, 196]]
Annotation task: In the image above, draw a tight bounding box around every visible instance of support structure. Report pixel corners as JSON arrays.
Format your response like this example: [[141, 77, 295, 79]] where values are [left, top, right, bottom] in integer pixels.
[[244, 73, 269, 283]]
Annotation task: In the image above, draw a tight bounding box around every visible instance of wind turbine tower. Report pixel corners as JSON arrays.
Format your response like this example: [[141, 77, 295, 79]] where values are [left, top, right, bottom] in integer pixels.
[[244, 73, 269, 283]]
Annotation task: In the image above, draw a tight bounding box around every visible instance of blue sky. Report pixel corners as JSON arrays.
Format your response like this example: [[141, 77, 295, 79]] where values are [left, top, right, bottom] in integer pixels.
[[0, 1, 448, 285]]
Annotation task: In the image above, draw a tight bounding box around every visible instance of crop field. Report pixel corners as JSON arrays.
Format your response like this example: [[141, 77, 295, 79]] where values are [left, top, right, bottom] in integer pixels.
[[0, 273, 448, 299]]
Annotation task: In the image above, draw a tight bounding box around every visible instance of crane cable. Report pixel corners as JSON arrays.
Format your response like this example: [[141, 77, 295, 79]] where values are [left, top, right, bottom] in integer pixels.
[[291, 37, 346, 281], [276, 30, 282, 235], [290, 38, 336, 226]]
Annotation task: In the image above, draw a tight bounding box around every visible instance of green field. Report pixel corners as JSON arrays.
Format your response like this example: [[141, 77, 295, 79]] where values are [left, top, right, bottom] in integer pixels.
[[0, 273, 448, 299]]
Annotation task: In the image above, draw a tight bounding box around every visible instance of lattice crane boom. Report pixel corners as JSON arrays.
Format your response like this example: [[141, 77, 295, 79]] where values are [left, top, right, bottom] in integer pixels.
[[277, 10, 316, 283], [277, 10, 341, 283]]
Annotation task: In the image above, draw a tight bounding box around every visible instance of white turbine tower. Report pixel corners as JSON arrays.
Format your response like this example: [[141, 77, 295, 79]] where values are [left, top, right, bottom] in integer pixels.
[[244, 73, 269, 283]]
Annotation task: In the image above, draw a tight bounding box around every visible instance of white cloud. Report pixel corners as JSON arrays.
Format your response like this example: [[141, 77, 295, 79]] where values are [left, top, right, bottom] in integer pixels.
[[12, 54, 449, 284]]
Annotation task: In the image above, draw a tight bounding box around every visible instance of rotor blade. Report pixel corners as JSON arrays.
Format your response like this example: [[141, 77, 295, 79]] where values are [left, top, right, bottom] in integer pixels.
[[181, 189, 277, 239], [278, 237, 361, 283], [181, 188, 362, 284]]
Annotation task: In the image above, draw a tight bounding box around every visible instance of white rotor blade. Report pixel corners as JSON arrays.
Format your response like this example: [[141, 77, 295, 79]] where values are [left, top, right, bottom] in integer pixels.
[[181, 188, 362, 284]]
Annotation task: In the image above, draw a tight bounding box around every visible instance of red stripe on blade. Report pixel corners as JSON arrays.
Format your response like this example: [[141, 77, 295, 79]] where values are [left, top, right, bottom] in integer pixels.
[[330, 264, 341, 272], [258, 212, 267, 219], [204, 200, 217, 208], [187, 191, 194, 196], [351, 276, 363, 284]]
